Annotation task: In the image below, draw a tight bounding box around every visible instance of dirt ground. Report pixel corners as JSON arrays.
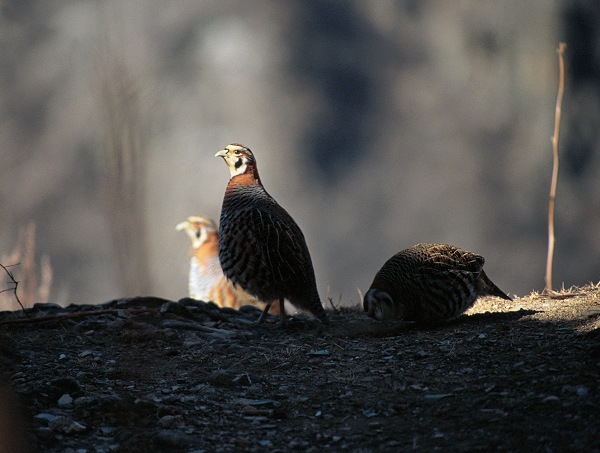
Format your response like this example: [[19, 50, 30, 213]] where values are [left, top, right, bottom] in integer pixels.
[[1, 284, 599, 452]]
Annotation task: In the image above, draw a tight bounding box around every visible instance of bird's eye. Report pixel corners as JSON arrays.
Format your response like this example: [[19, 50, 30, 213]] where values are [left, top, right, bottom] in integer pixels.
[[195, 231, 201, 238]]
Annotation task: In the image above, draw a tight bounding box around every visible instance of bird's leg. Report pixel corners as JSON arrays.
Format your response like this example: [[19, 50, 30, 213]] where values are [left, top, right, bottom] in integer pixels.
[[256, 301, 274, 324], [278, 298, 287, 327]]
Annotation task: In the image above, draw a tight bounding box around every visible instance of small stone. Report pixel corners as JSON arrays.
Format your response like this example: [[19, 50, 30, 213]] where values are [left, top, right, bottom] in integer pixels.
[[424, 393, 453, 401], [48, 416, 86, 434], [234, 437, 250, 446], [362, 409, 377, 417], [232, 373, 253, 386], [289, 439, 309, 450], [576, 385, 589, 397], [259, 423, 277, 429], [33, 302, 61, 310], [73, 396, 96, 407], [241, 406, 270, 416], [160, 302, 194, 318], [159, 415, 178, 427], [205, 369, 236, 387], [50, 377, 82, 394], [58, 394, 73, 407], [34, 413, 57, 422], [153, 430, 197, 448], [237, 398, 280, 408], [116, 309, 132, 318]]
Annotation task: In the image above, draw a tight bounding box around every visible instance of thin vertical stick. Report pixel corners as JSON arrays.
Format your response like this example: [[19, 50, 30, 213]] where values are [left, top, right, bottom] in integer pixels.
[[545, 43, 566, 293]]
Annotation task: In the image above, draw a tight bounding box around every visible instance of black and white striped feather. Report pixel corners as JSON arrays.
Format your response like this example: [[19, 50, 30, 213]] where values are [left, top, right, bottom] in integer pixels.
[[364, 243, 511, 323], [216, 144, 328, 325]]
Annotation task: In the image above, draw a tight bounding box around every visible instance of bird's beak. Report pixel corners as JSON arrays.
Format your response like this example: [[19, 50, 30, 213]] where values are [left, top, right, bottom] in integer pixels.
[[175, 221, 189, 231], [215, 149, 228, 158]]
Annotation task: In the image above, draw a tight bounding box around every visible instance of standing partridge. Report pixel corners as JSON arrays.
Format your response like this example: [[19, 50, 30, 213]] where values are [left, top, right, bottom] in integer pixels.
[[215, 143, 328, 325], [176, 215, 279, 313], [364, 243, 511, 323]]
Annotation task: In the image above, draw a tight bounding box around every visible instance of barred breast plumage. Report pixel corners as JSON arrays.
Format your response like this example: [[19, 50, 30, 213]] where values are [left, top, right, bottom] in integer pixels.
[[215, 144, 328, 325], [363, 243, 511, 323], [176, 215, 279, 313]]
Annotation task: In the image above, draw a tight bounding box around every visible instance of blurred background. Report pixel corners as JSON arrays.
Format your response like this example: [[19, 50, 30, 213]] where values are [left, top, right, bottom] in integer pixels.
[[1, 0, 599, 310]]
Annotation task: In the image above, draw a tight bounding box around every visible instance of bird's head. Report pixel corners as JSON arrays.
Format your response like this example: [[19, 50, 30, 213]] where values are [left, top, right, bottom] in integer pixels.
[[176, 216, 218, 249], [215, 143, 257, 179], [363, 288, 401, 321]]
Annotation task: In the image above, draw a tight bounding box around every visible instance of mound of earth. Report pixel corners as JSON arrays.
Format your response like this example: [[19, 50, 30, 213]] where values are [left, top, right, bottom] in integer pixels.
[[1, 285, 599, 452]]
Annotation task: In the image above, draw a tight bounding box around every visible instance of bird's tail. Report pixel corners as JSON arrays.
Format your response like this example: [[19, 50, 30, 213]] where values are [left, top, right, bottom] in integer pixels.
[[478, 271, 512, 300], [313, 304, 330, 324], [292, 291, 329, 325]]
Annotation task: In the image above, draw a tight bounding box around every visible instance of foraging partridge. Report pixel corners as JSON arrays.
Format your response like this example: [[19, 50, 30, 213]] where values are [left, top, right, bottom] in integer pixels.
[[176, 215, 279, 313], [215, 144, 328, 325], [364, 243, 511, 323]]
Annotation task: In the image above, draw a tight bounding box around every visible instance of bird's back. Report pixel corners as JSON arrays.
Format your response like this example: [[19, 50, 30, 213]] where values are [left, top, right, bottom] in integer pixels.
[[219, 185, 319, 304], [370, 243, 509, 322]]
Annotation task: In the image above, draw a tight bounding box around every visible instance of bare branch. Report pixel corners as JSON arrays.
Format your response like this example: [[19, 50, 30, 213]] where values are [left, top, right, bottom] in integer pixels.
[[545, 42, 566, 294], [0, 263, 26, 312]]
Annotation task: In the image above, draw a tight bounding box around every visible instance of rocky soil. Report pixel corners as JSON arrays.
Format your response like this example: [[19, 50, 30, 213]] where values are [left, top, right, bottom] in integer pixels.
[[1, 285, 600, 452]]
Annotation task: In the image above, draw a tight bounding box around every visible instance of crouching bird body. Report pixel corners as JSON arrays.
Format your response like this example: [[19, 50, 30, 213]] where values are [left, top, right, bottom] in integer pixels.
[[215, 144, 328, 325], [364, 243, 511, 323]]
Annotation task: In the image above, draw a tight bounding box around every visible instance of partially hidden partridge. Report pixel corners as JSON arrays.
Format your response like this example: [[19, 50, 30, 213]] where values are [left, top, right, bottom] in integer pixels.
[[364, 243, 511, 323], [176, 215, 279, 314], [215, 144, 328, 325]]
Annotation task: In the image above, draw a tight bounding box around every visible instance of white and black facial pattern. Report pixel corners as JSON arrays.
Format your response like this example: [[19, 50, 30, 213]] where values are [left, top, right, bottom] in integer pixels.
[[216, 144, 256, 178]]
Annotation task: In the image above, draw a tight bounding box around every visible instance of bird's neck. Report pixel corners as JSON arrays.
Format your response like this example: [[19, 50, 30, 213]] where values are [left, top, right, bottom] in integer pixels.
[[195, 235, 219, 258], [228, 165, 262, 189]]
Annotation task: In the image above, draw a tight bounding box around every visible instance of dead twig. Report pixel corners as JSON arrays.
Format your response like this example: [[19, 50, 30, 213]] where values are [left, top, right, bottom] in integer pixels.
[[325, 285, 342, 314], [1, 223, 53, 309], [545, 42, 566, 293], [327, 297, 341, 315], [0, 263, 26, 312], [0, 307, 157, 326], [356, 287, 364, 305]]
